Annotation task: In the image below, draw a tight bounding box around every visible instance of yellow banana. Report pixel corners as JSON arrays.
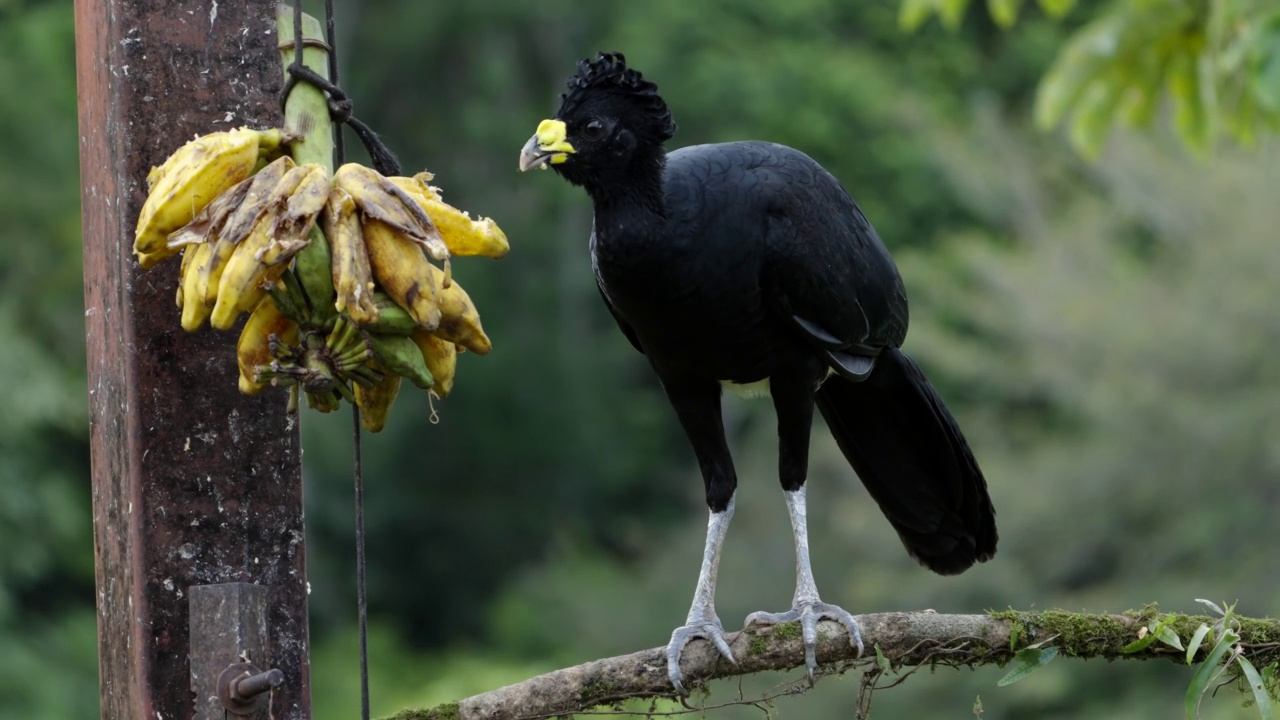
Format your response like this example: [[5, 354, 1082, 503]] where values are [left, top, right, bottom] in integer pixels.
[[368, 333, 434, 390], [362, 218, 442, 329], [410, 327, 457, 397], [191, 157, 296, 307], [390, 173, 509, 259], [333, 163, 449, 262], [354, 361, 401, 432], [425, 264, 491, 355], [237, 296, 299, 396], [176, 243, 195, 309], [323, 187, 380, 324], [164, 170, 256, 252], [135, 127, 279, 265], [180, 242, 216, 331], [209, 204, 287, 330]]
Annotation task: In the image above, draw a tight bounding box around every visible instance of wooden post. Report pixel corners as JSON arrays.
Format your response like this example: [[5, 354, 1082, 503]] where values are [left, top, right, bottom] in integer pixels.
[[74, 1, 311, 718]]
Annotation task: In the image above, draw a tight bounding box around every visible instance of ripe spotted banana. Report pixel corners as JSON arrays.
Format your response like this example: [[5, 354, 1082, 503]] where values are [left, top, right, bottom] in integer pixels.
[[209, 165, 325, 330], [410, 327, 457, 397], [135, 127, 281, 267], [194, 156, 297, 308], [390, 173, 509, 259], [258, 164, 329, 266], [323, 187, 379, 324], [424, 264, 491, 355], [333, 163, 449, 262], [237, 296, 299, 396], [362, 218, 442, 330], [179, 241, 216, 331]]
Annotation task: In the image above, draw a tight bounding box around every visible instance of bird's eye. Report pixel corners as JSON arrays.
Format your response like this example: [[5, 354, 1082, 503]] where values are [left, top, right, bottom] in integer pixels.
[[582, 120, 606, 140]]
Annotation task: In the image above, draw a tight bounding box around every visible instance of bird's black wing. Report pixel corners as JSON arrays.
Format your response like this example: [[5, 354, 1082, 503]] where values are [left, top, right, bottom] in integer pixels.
[[742, 142, 909, 379], [597, 284, 644, 354]]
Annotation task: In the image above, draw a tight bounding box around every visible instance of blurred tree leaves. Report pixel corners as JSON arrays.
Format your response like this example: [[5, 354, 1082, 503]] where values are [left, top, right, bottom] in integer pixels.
[[902, 0, 1280, 156], [0, 2, 98, 718]]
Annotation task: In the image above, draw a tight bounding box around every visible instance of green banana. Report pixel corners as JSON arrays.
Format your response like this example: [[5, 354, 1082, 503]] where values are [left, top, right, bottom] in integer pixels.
[[368, 332, 434, 390]]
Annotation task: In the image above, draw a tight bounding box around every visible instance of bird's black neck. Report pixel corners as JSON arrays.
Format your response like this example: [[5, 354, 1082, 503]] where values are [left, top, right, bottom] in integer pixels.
[[585, 147, 667, 222]]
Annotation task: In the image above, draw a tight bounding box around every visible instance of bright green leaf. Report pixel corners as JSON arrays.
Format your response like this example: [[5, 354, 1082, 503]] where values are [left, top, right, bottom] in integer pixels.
[[1237, 657, 1274, 720], [1156, 624, 1185, 651], [1034, 15, 1124, 129], [1036, 0, 1075, 20], [1168, 49, 1210, 152], [875, 644, 892, 674], [1252, 30, 1280, 111], [1009, 622, 1023, 651], [940, 0, 971, 30], [1186, 630, 1240, 719], [987, 0, 1022, 29], [1125, 617, 1174, 654], [1186, 624, 1213, 665], [1068, 75, 1125, 159], [899, 0, 936, 31], [998, 647, 1059, 687]]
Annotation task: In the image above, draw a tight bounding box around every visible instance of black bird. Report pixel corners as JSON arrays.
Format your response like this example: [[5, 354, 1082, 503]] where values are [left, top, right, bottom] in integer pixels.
[[518, 53, 996, 693]]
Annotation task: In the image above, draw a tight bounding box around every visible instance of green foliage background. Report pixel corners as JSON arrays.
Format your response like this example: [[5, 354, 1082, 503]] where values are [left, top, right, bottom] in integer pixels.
[[0, 0, 1276, 718]]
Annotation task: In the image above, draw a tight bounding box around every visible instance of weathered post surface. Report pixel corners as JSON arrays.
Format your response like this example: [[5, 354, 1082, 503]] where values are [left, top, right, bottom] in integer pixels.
[[74, 1, 311, 717]]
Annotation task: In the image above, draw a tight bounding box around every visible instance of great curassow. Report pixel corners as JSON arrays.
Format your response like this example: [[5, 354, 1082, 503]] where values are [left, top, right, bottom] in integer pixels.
[[518, 52, 996, 694]]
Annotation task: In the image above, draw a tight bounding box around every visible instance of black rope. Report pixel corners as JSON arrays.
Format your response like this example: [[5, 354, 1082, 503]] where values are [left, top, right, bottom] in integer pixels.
[[281, 4, 401, 176]]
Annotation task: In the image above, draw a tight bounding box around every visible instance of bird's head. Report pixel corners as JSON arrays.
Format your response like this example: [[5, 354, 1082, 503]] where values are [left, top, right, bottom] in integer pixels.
[[518, 52, 676, 189]]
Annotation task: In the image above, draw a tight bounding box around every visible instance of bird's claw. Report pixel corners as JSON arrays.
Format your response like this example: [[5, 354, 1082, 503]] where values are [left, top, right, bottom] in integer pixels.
[[666, 619, 737, 696], [744, 601, 863, 685]]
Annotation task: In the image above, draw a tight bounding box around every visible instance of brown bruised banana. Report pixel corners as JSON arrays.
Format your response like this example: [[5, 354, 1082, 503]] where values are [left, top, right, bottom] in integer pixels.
[[134, 127, 283, 267], [194, 156, 297, 308], [389, 173, 509, 259], [257, 164, 328, 266], [179, 242, 217, 331], [323, 187, 380, 324], [354, 360, 401, 433], [165, 171, 256, 251], [423, 264, 492, 354], [332, 163, 449, 262], [362, 218, 442, 329], [410, 327, 457, 397], [236, 296, 299, 396], [209, 166, 325, 330], [367, 332, 434, 390]]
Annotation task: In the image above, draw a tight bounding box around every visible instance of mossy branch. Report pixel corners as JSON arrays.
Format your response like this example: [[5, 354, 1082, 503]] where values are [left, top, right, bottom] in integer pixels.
[[382, 608, 1280, 720]]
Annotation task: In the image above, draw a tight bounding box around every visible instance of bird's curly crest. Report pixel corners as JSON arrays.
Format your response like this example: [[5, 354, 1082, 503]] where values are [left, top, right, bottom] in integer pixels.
[[558, 52, 677, 142]]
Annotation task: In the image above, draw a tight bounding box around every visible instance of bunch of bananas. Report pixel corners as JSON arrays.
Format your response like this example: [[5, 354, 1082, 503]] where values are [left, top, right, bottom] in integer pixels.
[[134, 127, 509, 431]]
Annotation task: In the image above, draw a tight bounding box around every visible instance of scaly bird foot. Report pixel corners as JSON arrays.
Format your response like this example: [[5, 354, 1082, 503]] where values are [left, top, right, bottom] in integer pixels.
[[744, 601, 864, 685], [665, 617, 737, 696]]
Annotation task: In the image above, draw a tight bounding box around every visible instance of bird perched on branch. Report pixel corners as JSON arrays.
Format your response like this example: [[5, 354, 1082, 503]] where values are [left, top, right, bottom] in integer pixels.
[[518, 52, 997, 694]]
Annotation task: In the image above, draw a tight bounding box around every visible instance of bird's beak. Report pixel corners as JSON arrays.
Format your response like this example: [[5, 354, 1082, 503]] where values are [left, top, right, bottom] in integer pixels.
[[518, 119, 575, 171]]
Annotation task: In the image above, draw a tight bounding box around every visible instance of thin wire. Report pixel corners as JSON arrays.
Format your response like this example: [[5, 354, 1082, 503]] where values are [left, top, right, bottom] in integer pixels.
[[318, 2, 368, 716], [325, 0, 345, 165], [351, 405, 370, 720]]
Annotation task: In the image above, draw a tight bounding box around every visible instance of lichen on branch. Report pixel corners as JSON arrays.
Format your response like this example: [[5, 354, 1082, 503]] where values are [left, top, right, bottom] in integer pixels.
[[382, 608, 1280, 720]]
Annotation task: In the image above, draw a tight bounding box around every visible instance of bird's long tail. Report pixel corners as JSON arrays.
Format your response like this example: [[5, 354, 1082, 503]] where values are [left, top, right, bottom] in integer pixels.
[[814, 347, 997, 575]]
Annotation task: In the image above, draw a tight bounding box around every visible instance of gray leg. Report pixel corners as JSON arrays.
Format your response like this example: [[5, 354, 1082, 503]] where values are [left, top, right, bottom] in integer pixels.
[[666, 494, 737, 695], [745, 485, 863, 684]]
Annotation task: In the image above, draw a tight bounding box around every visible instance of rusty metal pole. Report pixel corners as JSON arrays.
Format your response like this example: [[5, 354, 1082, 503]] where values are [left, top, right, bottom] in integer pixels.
[[74, 1, 311, 718]]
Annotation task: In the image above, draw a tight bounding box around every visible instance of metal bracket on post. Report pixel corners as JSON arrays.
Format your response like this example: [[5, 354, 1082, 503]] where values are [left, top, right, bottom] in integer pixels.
[[191, 583, 283, 719]]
